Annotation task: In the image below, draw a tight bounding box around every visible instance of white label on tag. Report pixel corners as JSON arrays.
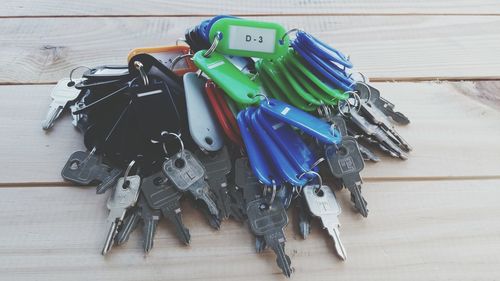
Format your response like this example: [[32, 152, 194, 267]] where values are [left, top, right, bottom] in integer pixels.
[[228, 26, 276, 53], [208, 61, 225, 69], [280, 107, 290, 115], [137, 89, 162, 98], [272, 122, 284, 130]]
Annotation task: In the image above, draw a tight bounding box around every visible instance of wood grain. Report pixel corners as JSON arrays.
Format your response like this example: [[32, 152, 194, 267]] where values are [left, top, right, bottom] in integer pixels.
[[1, 82, 499, 184], [0, 179, 499, 280], [451, 81, 500, 111], [3, 0, 500, 16], [2, 15, 500, 83]]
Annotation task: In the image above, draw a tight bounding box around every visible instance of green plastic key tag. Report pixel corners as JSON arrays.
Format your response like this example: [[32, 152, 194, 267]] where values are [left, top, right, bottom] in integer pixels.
[[208, 18, 289, 59], [193, 50, 260, 105]]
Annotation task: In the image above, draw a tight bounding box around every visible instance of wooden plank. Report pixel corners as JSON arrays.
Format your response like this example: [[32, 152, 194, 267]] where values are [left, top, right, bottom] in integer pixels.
[[451, 81, 500, 111], [1, 16, 500, 83], [1, 82, 500, 184], [3, 0, 500, 16], [0, 179, 499, 280]]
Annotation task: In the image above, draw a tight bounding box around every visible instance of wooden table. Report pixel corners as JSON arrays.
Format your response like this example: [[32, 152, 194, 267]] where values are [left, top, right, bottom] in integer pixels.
[[1, 1, 500, 280]]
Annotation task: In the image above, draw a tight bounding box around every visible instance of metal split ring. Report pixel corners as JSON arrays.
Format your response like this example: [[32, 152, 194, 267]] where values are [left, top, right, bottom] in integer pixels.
[[69, 66, 91, 84], [133, 61, 149, 86], [203, 32, 222, 58], [254, 93, 270, 105], [280, 28, 303, 44], [170, 53, 193, 71], [298, 170, 324, 194]]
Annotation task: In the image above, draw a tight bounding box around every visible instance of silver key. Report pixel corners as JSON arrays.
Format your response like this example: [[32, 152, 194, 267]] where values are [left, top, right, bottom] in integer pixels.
[[247, 199, 293, 277], [297, 196, 312, 239], [196, 147, 232, 220], [137, 194, 161, 253], [349, 109, 408, 160], [42, 78, 83, 130], [326, 136, 369, 217], [114, 206, 140, 246], [141, 172, 191, 245], [102, 173, 141, 255], [360, 100, 412, 152], [163, 150, 219, 217], [356, 82, 410, 125], [303, 185, 347, 260]]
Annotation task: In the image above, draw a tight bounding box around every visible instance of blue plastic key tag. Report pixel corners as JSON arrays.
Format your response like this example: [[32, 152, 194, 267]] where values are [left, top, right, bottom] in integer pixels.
[[255, 108, 317, 175], [292, 40, 353, 91], [296, 31, 352, 68], [237, 109, 280, 186], [247, 108, 307, 186], [259, 98, 342, 145], [296, 38, 354, 87]]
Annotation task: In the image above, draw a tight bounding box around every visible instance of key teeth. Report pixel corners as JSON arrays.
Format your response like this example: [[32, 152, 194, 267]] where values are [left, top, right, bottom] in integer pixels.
[[299, 223, 310, 239], [277, 255, 293, 278], [41, 121, 52, 130]]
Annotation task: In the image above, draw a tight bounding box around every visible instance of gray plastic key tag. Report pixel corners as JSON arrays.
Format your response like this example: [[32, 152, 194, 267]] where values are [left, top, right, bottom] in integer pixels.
[[183, 72, 224, 151]]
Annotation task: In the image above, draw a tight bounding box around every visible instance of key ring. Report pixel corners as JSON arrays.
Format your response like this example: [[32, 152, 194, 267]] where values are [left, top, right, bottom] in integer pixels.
[[203, 31, 222, 58], [353, 81, 372, 102], [162, 131, 185, 159], [122, 160, 136, 188], [169, 53, 193, 70], [317, 103, 332, 120], [264, 179, 278, 206], [280, 28, 303, 44], [133, 61, 149, 86], [80, 147, 97, 167], [298, 170, 323, 194], [69, 66, 91, 85], [151, 131, 184, 158], [339, 91, 361, 118], [255, 93, 270, 105]]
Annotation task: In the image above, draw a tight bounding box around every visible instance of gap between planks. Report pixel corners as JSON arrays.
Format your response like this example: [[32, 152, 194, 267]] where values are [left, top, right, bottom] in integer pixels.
[[5, 77, 500, 86], [3, 13, 500, 19], [2, 175, 500, 189]]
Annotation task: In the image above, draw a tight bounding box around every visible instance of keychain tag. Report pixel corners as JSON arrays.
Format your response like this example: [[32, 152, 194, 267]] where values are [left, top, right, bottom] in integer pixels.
[[193, 50, 260, 105], [255, 108, 317, 175], [236, 109, 280, 186], [285, 49, 348, 101], [260, 98, 341, 144], [184, 73, 224, 151], [208, 18, 289, 59], [204, 81, 243, 147], [259, 59, 316, 112], [247, 107, 306, 186], [292, 40, 354, 91]]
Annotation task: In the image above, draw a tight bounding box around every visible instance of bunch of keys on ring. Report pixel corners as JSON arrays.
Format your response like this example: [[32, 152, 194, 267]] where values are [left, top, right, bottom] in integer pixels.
[[42, 15, 412, 277]]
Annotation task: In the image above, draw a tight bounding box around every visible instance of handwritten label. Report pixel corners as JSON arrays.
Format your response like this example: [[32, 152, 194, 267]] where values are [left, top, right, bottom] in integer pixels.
[[228, 26, 276, 54]]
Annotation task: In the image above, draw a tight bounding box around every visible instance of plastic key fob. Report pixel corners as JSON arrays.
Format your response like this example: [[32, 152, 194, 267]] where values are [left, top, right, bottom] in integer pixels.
[[260, 98, 341, 145], [208, 17, 289, 59], [296, 31, 352, 68], [237, 109, 280, 186], [255, 108, 317, 175], [204, 81, 244, 147], [292, 40, 353, 92], [193, 50, 260, 105], [247, 108, 307, 186], [184, 73, 224, 151]]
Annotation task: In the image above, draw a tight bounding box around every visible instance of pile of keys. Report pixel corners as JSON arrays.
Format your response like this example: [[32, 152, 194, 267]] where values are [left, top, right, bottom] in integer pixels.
[[42, 15, 411, 277]]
